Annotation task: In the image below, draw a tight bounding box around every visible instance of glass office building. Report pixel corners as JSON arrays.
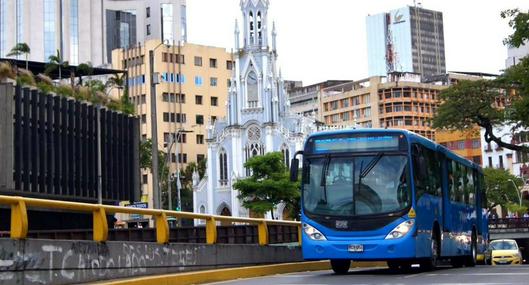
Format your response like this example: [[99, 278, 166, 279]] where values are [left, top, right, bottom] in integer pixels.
[[366, 6, 446, 79]]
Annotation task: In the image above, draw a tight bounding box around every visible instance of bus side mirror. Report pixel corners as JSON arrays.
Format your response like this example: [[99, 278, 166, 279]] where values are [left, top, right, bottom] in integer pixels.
[[290, 158, 299, 182]]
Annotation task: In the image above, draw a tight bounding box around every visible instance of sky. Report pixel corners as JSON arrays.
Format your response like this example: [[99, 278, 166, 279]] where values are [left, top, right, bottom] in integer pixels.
[[187, 0, 529, 86]]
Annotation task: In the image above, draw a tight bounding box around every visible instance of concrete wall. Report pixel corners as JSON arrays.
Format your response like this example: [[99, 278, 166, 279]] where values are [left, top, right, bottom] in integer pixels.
[[0, 239, 302, 285], [0, 83, 14, 190]]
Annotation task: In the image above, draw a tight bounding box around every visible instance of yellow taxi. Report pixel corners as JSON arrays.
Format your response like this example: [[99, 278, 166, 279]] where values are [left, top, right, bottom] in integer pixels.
[[485, 239, 523, 265]]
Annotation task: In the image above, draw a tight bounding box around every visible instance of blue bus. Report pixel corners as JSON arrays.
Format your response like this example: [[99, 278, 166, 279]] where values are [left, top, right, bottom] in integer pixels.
[[290, 129, 488, 273]]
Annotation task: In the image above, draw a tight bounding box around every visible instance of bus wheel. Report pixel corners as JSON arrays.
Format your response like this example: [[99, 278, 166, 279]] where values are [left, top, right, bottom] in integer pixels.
[[465, 233, 477, 267], [421, 231, 439, 271], [330, 259, 351, 275]]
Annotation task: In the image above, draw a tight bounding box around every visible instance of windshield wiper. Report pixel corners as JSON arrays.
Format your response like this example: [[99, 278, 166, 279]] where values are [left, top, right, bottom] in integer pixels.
[[319, 155, 330, 204], [360, 152, 384, 179]]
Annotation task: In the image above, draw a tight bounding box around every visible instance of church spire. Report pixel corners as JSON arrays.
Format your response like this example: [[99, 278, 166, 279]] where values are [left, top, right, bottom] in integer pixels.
[[234, 19, 240, 50], [272, 21, 277, 52]]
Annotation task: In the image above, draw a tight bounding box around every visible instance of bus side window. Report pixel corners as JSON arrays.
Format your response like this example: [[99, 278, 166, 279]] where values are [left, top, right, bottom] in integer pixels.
[[462, 166, 470, 204], [448, 160, 456, 201], [412, 144, 426, 199], [468, 168, 476, 206]]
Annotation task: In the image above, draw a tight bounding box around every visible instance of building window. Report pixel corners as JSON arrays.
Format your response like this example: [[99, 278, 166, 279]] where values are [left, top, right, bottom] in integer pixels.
[[141, 114, 147, 124], [196, 134, 204, 144], [146, 24, 151, 35], [499, 155, 504, 169], [211, 97, 218, 106], [197, 154, 205, 162], [194, 76, 203, 86], [472, 139, 480, 149], [219, 149, 228, 185], [226, 60, 233, 70], [281, 144, 290, 169], [178, 153, 187, 163], [209, 58, 217, 68], [142, 174, 148, 184], [146, 7, 150, 18], [196, 114, 204, 125], [161, 3, 174, 42], [43, 0, 56, 59], [210, 77, 217, 87], [163, 93, 187, 103], [211, 116, 217, 123], [195, 95, 203, 105], [194, 56, 202, 66]]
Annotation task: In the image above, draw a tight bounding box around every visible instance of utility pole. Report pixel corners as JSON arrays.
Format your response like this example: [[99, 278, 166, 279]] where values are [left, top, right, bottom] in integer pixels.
[[149, 49, 160, 209]]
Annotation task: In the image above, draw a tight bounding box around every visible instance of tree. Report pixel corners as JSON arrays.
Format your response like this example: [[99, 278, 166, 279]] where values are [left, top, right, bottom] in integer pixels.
[[484, 168, 524, 213], [76, 62, 93, 86], [45, 49, 68, 80], [501, 9, 529, 48], [7, 43, 30, 70], [234, 152, 299, 219], [433, 9, 529, 152]]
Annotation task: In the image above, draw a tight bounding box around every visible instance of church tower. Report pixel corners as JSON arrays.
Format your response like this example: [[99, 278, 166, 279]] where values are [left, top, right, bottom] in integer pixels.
[[228, 0, 281, 126], [194, 0, 313, 220]]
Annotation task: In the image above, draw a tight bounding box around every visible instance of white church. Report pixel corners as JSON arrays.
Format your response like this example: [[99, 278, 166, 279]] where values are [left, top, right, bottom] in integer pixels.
[[193, 0, 316, 219]]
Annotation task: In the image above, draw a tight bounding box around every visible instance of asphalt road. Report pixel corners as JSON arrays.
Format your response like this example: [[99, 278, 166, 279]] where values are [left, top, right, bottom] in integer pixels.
[[205, 264, 529, 285]]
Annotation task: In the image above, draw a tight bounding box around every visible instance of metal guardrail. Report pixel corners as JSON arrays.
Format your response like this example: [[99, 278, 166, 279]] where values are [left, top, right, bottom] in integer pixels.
[[489, 218, 529, 233], [0, 195, 301, 246]]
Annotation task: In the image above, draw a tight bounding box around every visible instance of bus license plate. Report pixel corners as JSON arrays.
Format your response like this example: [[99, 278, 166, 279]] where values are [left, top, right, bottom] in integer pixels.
[[348, 244, 363, 252]]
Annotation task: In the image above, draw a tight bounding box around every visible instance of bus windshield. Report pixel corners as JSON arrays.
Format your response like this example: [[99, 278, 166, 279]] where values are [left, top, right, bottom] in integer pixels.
[[303, 154, 410, 217]]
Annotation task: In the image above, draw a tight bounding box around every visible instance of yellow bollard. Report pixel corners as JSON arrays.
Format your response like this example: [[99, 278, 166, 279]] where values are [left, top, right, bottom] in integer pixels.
[[258, 221, 269, 246], [11, 199, 28, 240], [155, 212, 170, 244], [93, 207, 108, 242], [206, 217, 217, 245], [298, 224, 302, 246]]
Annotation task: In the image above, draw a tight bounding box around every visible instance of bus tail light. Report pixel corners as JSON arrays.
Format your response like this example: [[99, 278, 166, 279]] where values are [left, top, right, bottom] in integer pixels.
[[385, 220, 415, 240], [303, 223, 327, 241]]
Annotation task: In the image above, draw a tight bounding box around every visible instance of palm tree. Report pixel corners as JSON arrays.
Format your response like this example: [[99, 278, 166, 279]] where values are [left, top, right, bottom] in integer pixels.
[[45, 49, 68, 80], [76, 62, 93, 86], [7, 43, 31, 70], [107, 73, 126, 99]]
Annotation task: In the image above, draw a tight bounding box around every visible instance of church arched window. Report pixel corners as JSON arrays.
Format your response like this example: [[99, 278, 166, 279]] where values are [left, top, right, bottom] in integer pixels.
[[281, 144, 290, 169], [245, 126, 264, 176], [249, 11, 254, 44], [219, 148, 228, 186], [257, 11, 262, 44], [246, 70, 258, 108]]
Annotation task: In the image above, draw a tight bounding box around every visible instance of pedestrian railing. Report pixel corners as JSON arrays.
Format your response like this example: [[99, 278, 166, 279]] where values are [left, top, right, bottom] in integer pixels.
[[0, 195, 301, 246], [488, 218, 529, 232]]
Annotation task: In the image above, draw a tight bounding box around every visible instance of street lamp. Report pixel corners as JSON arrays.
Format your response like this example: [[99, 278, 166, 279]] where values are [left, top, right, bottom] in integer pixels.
[[150, 40, 169, 209], [508, 179, 522, 207]]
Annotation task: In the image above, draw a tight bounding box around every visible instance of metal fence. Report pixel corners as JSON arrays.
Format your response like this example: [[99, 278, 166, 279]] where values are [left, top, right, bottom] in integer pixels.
[[0, 83, 140, 203]]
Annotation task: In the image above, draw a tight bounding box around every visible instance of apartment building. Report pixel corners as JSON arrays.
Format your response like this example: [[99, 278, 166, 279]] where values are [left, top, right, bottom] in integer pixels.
[[321, 72, 442, 140], [112, 40, 232, 207]]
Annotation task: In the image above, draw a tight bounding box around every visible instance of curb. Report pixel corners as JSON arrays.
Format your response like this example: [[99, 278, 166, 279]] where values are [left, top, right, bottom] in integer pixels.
[[91, 261, 386, 285]]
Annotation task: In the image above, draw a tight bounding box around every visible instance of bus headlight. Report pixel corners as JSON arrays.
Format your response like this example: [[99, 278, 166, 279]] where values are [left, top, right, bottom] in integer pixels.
[[385, 220, 415, 240], [303, 223, 327, 241]]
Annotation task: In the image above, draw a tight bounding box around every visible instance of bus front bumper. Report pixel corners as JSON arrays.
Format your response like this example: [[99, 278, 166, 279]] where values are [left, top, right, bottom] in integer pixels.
[[302, 234, 416, 261]]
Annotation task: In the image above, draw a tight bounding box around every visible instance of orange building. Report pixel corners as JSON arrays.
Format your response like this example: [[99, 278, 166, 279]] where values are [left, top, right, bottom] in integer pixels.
[[436, 129, 482, 165]]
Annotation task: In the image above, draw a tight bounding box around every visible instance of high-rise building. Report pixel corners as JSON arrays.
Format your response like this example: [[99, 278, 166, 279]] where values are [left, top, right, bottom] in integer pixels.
[[112, 40, 232, 209], [366, 5, 446, 79], [0, 0, 186, 65], [0, 0, 105, 65], [104, 0, 187, 63]]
